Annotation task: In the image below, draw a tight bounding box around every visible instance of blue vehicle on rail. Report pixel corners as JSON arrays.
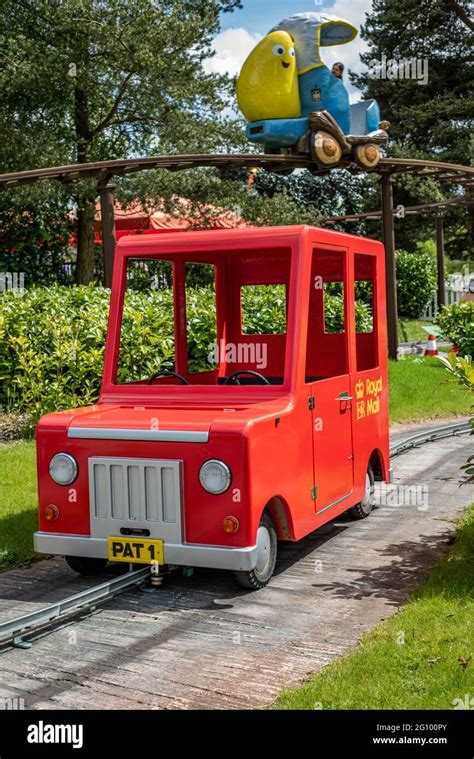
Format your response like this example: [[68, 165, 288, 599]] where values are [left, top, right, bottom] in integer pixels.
[[236, 12, 389, 169]]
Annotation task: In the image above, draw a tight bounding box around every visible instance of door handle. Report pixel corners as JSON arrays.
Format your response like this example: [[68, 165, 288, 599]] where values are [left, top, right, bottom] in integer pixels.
[[335, 393, 353, 401]]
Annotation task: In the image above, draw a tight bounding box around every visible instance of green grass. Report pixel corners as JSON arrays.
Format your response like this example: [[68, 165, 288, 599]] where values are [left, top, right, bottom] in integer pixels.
[[389, 356, 472, 423], [273, 505, 474, 710], [0, 441, 37, 569], [398, 319, 430, 343]]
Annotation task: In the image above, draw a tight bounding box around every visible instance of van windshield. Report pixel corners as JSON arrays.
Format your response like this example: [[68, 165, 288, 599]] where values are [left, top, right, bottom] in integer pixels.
[[114, 250, 291, 389]]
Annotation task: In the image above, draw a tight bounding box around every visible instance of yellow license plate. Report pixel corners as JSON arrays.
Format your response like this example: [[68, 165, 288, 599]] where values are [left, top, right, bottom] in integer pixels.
[[107, 536, 164, 565]]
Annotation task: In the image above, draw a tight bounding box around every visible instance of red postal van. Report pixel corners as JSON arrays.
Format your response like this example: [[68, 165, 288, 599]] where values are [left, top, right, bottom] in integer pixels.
[[34, 225, 390, 589]]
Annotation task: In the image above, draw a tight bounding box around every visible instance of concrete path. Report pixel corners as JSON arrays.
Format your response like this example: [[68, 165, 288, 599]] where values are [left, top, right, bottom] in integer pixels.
[[0, 429, 471, 709]]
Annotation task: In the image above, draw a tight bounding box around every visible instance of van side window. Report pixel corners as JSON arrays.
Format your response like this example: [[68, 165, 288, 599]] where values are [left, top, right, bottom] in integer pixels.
[[323, 281, 345, 334], [354, 253, 378, 371], [185, 263, 217, 373], [305, 249, 349, 381], [241, 284, 287, 335]]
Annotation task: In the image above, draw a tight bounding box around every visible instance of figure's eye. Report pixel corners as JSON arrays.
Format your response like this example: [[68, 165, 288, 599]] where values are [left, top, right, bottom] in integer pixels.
[[272, 45, 285, 56], [289, 48, 295, 57]]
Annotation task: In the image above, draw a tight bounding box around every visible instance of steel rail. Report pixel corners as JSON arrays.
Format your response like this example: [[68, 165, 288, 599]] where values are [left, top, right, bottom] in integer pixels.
[[0, 566, 150, 650], [0, 419, 470, 649], [326, 196, 474, 223], [0, 154, 473, 189], [390, 420, 471, 458]]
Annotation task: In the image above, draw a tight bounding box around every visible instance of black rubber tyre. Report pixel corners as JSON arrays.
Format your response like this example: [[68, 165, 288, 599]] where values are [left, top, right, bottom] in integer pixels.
[[65, 556, 108, 576], [234, 512, 277, 590], [349, 465, 375, 520]]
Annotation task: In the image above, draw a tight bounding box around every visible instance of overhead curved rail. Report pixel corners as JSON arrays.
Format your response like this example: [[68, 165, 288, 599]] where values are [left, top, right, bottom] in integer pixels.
[[0, 154, 473, 189], [326, 195, 474, 223], [0, 154, 312, 188]]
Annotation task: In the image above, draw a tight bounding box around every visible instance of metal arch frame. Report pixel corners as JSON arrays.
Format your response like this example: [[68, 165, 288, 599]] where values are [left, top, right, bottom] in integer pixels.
[[0, 153, 473, 359]]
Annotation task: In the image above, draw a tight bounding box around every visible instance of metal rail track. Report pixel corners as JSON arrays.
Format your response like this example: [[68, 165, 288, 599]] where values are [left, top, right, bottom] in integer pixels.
[[0, 567, 150, 650], [1, 154, 473, 188], [0, 420, 470, 650], [389, 420, 470, 458]]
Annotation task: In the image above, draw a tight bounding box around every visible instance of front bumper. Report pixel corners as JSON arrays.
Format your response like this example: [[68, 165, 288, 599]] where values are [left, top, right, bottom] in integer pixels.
[[34, 531, 258, 572]]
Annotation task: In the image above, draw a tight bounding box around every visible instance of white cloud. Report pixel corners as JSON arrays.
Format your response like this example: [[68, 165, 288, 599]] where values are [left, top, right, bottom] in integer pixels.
[[322, 0, 373, 102], [204, 4, 374, 105], [203, 27, 263, 77]]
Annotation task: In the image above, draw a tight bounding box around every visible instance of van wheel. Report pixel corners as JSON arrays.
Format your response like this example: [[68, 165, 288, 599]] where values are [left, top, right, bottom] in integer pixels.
[[349, 466, 375, 519], [234, 513, 277, 590], [65, 556, 108, 576]]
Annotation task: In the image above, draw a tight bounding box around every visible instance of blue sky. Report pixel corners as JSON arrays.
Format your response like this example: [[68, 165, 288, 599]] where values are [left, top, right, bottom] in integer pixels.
[[204, 0, 374, 102], [220, 1, 347, 36]]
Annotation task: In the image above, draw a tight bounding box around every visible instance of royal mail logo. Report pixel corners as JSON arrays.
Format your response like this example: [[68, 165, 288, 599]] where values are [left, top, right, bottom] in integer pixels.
[[356, 375, 383, 420]]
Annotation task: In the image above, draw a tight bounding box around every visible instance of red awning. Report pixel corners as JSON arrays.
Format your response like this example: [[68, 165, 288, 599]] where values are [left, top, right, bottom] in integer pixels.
[[89, 198, 248, 244]]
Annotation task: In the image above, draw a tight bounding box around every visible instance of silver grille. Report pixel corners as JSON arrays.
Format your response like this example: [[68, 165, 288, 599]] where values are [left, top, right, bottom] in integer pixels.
[[88, 457, 183, 541]]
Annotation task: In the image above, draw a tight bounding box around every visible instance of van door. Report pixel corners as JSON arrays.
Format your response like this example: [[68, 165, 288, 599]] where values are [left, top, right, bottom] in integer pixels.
[[305, 247, 354, 511], [309, 377, 354, 510]]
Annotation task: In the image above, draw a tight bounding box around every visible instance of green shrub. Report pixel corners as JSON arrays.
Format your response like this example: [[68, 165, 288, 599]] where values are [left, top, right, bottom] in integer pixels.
[[396, 249, 437, 318], [117, 286, 218, 379], [0, 284, 373, 422], [0, 286, 110, 423], [436, 301, 474, 357], [240, 285, 287, 335]]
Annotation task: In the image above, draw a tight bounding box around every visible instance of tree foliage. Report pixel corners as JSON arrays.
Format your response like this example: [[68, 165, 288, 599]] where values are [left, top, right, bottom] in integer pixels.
[[350, 0, 474, 260], [0, 0, 244, 281], [351, 0, 474, 163], [0, 184, 74, 286]]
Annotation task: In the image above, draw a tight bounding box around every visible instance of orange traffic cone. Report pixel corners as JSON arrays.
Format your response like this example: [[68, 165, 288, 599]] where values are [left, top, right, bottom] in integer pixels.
[[424, 334, 438, 356]]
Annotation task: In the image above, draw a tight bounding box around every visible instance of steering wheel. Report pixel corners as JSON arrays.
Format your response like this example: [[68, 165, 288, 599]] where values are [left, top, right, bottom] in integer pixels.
[[148, 369, 190, 385], [224, 370, 270, 385]]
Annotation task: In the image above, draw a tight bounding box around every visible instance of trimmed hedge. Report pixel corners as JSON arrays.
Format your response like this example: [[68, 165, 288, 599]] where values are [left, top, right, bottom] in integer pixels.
[[0, 285, 372, 422], [436, 301, 474, 358], [396, 249, 437, 319]]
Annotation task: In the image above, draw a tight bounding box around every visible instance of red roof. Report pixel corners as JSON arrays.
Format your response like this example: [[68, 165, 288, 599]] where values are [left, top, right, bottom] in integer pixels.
[[92, 198, 248, 243]]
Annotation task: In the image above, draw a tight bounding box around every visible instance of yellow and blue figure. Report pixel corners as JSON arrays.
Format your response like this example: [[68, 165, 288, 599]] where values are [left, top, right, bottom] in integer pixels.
[[237, 12, 381, 150], [236, 30, 301, 121]]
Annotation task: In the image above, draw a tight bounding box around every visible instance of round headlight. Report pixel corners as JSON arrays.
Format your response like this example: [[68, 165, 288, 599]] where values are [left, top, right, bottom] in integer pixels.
[[49, 453, 78, 485], [199, 459, 231, 495]]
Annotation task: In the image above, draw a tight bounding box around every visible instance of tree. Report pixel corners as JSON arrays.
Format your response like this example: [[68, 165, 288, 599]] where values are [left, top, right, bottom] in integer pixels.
[[0, 0, 243, 283], [115, 166, 326, 229], [351, 0, 474, 164], [252, 169, 376, 220], [349, 0, 474, 260], [396, 248, 437, 318], [0, 184, 74, 287]]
